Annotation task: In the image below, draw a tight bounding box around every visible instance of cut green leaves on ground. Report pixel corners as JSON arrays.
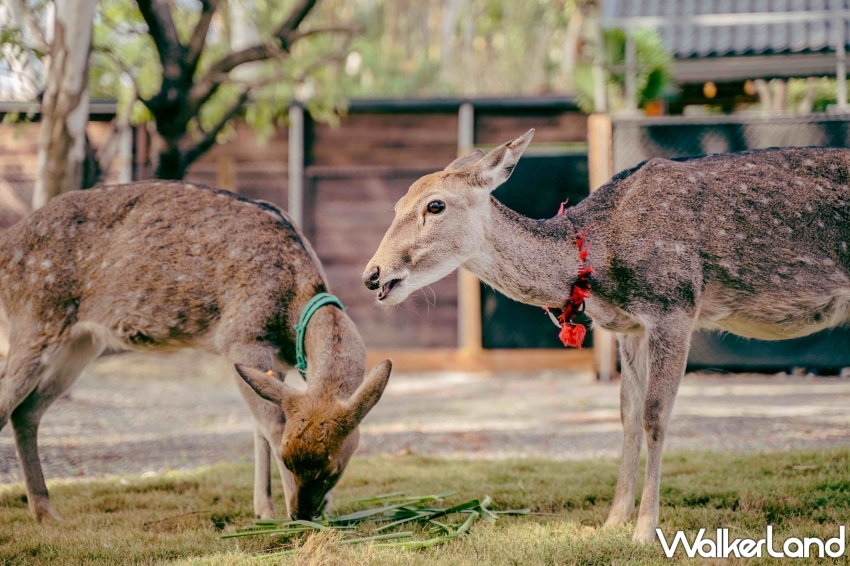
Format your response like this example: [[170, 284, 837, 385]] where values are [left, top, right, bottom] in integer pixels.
[[221, 492, 529, 558]]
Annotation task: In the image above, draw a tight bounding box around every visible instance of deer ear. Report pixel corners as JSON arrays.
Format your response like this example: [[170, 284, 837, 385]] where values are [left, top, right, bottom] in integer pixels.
[[235, 364, 301, 410], [344, 359, 392, 429], [444, 149, 485, 171], [469, 129, 534, 192]]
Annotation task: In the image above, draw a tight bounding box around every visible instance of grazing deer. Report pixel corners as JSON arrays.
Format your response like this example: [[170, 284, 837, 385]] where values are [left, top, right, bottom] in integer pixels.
[[0, 181, 392, 522], [363, 130, 850, 542]]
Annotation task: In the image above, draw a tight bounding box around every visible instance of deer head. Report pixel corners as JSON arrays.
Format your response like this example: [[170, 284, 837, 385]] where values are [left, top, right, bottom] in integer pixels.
[[362, 130, 534, 305], [234, 360, 392, 519]]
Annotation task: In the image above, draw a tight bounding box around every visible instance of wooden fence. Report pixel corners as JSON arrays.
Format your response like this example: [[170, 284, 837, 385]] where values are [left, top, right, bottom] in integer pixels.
[[0, 97, 595, 371]]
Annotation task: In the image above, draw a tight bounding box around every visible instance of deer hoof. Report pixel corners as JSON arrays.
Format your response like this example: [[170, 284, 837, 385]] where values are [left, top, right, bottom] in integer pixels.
[[32, 500, 62, 523], [632, 519, 657, 544]]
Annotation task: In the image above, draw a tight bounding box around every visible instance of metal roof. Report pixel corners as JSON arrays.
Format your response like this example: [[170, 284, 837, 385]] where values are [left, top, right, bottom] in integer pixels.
[[602, 0, 850, 59]]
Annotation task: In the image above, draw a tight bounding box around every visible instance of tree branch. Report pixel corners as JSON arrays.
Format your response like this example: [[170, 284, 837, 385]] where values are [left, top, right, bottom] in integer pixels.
[[92, 45, 144, 96], [184, 0, 220, 78], [135, 0, 184, 78], [211, 0, 318, 75], [96, 89, 138, 177], [278, 0, 318, 44], [6, 0, 49, 55], [294, 41, 350, 81], [181, 89, 249, 167], [289, 25, 360, 43], [187, 0, 319, 110], [232, 36, 352, 91], [97, 16, 147, 40], [188, 29, 346, 110]]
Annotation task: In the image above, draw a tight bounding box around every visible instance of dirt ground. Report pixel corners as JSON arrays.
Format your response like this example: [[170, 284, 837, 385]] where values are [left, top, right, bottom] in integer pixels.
[[1, 349, 850, 482]]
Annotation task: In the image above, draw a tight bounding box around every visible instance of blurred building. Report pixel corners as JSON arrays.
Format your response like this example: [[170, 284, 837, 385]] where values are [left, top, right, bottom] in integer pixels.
[[601, 0, 850, 113], [599, 1, 850, 372]]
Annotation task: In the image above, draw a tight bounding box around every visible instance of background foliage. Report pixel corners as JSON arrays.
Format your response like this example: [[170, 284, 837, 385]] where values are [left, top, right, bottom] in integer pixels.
[[1, 0, 678, 164]]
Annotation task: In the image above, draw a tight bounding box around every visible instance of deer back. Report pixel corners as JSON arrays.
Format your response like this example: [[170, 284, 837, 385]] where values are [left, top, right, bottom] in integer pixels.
[[575, 147, 850, 334], [0, 181, 326, 358]]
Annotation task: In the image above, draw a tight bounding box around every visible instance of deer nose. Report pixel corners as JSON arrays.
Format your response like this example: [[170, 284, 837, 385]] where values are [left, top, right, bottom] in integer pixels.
[[363, 267, 380, 290]]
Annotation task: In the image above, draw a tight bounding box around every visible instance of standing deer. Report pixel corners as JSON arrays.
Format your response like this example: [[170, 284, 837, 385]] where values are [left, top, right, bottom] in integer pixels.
[[0, 181, 393, 522], [363, 130, 850, 542]]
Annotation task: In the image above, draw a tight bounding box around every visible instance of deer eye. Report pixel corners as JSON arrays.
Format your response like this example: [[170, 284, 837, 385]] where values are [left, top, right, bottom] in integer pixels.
[[427, 200, 445, 214]]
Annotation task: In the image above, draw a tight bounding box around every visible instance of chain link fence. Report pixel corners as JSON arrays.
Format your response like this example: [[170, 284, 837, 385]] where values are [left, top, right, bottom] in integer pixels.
[[612, 114, 850, 373], [613, 113, 850, 172]]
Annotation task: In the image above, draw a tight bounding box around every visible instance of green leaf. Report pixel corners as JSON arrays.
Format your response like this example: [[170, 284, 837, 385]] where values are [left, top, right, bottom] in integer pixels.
[[374, 512, 432, 532], [423, 499, 481, 522], [374, 535, 459, 550], [338, 531, 414, 545], [455, 511, 479, 535], [426, 519, 455, 535], [330, 495, 446, 523], [478, 495, 498, 524], [347, 491, 406, 504], [225, 490, 523, 554], [220, 526, 316, 539]]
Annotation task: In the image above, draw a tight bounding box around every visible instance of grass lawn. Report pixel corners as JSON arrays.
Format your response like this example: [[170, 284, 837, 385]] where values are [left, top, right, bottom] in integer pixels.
[[1, 449, 849, 565]]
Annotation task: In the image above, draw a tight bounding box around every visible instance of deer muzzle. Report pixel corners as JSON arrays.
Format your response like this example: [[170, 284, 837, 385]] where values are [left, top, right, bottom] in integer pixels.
[[363, 267, 380, 290]]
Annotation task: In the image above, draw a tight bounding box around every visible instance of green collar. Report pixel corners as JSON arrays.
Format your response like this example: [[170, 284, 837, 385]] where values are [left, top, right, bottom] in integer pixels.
[[294, 292, 345, 380]]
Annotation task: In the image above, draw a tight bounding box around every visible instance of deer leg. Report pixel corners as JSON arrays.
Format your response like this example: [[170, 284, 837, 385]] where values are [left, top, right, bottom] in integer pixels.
[[268, 358, 298, 518], [0, 349, 48, 518], [633, 314, 693, 542], [604, 333, 648, 527], [226, 343, 285, 519], [0, 342, 48, 434], [10, 331, 102, 521], [252, 424, 275, 519], [272, 451, 297, 518]]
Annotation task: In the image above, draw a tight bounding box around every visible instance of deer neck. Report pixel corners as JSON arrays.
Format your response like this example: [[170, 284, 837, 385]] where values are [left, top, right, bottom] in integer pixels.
[[463, 197, 582, 308], [300, 304, 366, 399]]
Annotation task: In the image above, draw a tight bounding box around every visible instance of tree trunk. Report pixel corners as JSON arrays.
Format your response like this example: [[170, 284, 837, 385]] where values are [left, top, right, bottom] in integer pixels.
[[439, 0, 463, 82], [156, 143, 186, 180], [32, 0, 95, 209], [560, 6, 586, 94]]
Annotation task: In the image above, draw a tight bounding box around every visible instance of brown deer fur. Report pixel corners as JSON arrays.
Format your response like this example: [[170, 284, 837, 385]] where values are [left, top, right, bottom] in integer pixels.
[[364, 131, 850, 541], [0, 181, 392, 522]]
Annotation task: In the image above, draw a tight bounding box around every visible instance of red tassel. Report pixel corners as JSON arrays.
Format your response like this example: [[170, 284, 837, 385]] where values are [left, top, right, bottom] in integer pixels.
[[546, 203, 593, 349], [569, 288, 589, 304], [559, 323, 586, 348], [575, 226, 592, 251]]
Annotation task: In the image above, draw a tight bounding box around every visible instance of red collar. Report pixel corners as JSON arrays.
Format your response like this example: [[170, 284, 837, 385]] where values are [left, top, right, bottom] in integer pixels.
[[544, 203, 593, 348]]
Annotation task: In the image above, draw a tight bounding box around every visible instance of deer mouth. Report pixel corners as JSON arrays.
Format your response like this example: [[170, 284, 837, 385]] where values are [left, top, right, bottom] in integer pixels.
[[377, 277, 403, 301]]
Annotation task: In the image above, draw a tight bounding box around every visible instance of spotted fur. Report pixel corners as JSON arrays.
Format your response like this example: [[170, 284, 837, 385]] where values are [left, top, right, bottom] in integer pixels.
[[365, 132, 850, 542], [0, 181, 392, 522]]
